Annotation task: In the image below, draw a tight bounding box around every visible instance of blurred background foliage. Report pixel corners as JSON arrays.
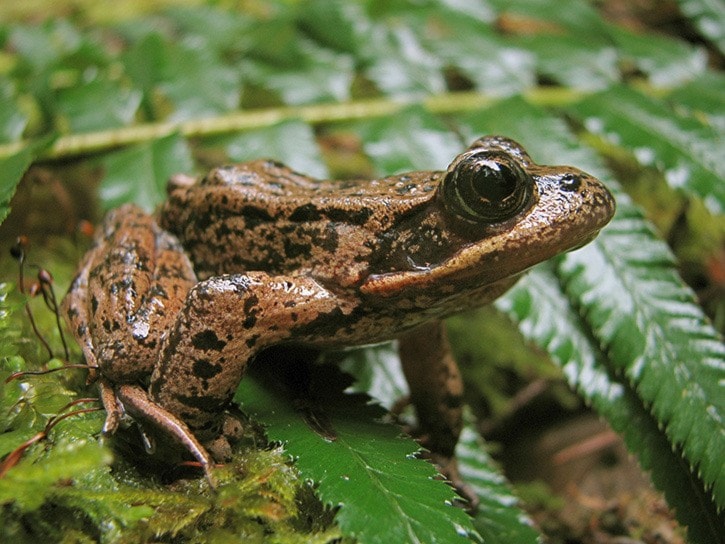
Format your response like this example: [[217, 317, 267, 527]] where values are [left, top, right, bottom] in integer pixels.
[[0, 1, 722, 542]]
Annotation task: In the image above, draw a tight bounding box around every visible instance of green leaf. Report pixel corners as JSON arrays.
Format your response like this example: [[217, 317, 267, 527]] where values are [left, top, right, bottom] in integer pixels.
[[570, 85, 725, 214], [420, 13, 535, 96], [98, 132, 193, 211], [0, 80, 27, 143], [360, 18, 447, 96], [0, 438, 111, 511], [457, 418, 540, 544], [217, 119, 329, 179], [487, 0, 610, 35], [340, 346, 541, 543], [666, 72, 725, 133], [161, 43, 241, 121], [498, 267, 725, 544], [236, 365, 480, 544], [354, 106, 460, 173], [54, 78, 142, 133], [605, 23, 707, 86], [123, 32, 241, 122], [516, 34, 618, 90], [559, 201, 725, 509], [676, 0, 725, 55], [0, 147, 32, 224]]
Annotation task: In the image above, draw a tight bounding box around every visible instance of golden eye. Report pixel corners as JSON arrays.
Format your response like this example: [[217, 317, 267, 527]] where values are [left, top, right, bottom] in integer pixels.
[[440, 150, 534, 224]]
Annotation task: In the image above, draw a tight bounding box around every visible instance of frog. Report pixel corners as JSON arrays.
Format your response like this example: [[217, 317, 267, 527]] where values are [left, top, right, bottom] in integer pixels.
[[62, 135, 615, 502]]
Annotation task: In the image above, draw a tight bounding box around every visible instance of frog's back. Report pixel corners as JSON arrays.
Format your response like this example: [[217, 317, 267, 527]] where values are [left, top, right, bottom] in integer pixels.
[[159, 160, 438, 285], [195, 160, 437, 219]]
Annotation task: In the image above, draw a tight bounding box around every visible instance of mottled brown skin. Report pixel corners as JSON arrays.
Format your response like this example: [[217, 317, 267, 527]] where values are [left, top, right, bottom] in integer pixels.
[[63, 136, 615, 499]]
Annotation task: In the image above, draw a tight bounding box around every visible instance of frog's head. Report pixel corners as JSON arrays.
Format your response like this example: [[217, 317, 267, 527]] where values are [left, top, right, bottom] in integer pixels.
[[361, 136, 615, 300]]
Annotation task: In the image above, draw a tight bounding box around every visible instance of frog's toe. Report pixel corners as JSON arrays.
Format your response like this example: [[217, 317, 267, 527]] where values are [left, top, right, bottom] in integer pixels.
[[205, 435, 233, 462], [221, 410, 245, 442]]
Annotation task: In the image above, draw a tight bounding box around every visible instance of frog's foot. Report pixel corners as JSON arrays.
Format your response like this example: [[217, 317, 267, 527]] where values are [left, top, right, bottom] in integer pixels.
[[115, 384, 216, 488], [204, 410, 246, 462], [98, 377, 124, 436], [427, 452, 479, 511]]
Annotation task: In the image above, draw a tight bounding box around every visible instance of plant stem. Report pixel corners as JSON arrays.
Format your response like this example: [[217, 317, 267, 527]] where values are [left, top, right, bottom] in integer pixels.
[[0, 88, 584, 162]]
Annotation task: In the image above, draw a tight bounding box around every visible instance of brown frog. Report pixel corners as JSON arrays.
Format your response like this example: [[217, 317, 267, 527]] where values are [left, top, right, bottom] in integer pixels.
[[63, 136, 615, 500]]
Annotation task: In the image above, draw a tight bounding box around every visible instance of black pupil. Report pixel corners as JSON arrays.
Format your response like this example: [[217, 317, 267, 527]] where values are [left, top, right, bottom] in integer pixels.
[[462, 156, 517, 203]]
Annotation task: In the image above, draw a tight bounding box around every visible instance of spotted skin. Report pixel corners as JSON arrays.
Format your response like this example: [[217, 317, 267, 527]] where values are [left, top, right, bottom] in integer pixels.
[[63, 136, 615, 499]]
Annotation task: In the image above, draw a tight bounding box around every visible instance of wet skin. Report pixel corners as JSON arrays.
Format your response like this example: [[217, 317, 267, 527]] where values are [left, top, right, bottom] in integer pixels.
[[63, 136, 615, 500]]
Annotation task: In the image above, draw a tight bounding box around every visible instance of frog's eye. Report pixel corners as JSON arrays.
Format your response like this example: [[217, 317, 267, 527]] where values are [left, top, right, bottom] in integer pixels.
[[441, 150, 534, 224]]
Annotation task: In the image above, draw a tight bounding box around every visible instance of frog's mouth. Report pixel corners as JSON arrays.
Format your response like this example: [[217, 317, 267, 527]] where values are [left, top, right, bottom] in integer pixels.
[[568, 230, 601, 252]]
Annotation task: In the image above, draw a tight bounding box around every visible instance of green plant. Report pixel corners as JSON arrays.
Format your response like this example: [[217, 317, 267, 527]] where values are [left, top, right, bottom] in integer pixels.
[[0, 1, 722, 542]]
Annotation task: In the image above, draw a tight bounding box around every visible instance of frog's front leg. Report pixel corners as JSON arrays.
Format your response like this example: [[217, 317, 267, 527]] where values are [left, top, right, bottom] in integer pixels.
[[149, 272, 343, 458], [398, 321, 477, 507]]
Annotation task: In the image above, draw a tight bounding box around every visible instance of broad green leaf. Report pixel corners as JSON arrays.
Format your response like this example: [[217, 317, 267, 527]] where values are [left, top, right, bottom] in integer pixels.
[[54, 78, 142, 133], [99, 133, 193, 211], [458, 420, 540, 544], [361, 20, 447, 96], [123, 33, 241, 122], [559, 202, 725, 509], [0, 80, 27, 143], [164, 6, 255, 58], [218, 119, 329, 179], [498, 266, 725, 544], [605, 23, 707, 86], [354, 106, 460, 173], [340, 346, 541, 543], [8, 19, 86, 72], [676, 0, 725, 55], [487, 0, 609, 36], [420, 12, 535, 96], [514, 35, 618, 90], [243, 40, 354, 105], [236, 366, 480, 544], [0, 147, 32, 224], [295, 0, 370, 53], [570, 85, 725, 214], [160, 41, 241, 122], [666, 72, 725, 133]]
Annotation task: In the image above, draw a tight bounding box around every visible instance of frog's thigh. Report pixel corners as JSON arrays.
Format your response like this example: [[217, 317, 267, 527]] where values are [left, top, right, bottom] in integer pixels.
[[398, 320, 463, 457]]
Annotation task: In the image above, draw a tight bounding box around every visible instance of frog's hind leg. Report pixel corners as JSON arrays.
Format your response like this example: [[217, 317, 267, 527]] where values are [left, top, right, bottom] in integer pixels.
[[115, 384, 216, 487]]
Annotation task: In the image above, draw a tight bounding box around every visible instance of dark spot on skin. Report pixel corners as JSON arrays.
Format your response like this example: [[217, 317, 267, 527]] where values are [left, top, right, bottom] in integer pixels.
[[239, 205, 275, 228], [177, 392, 229, 411], [243, 315, 257, 329], [192, 330, 227, 351], [77, 324, 87, 336], [284, 300, 297, 308], [289, 203, 322, 222], [193, 358, 223, 379], [91, 296, 99, 314], [245, 334, 260, 349], [284, 238, 312, 259], [103, 319, 112, 332], [560, 173, 582, 192], [326, 207, 373, 225], [215, 221, 232, 238]]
